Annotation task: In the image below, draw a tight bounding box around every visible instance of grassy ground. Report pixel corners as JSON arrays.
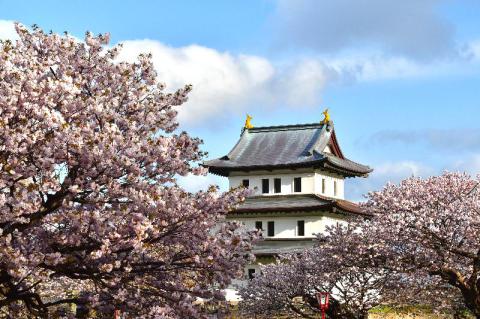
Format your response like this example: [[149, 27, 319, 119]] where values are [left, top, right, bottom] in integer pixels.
[[225, 305, 474, 319], [368, 305, 474, 319]]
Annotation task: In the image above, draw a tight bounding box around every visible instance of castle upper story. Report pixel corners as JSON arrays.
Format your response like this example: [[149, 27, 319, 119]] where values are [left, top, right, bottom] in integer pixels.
[[204, 112, 372, 200], [228, 169, 345, 199]]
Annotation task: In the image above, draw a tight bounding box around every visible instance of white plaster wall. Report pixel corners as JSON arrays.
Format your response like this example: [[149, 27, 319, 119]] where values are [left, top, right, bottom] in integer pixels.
[[225, 213, 348, 302], [227, 170, 345, 199], [236, 214, 345, 238], [314, 170, 345, 199], [229, 171, 315, 196], [244, 264, 262, 278], [225, 264, 264, 302]]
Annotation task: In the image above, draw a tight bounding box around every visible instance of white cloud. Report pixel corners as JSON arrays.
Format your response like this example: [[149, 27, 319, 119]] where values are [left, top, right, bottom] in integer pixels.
[[271, 59, 330, 106], [177, 173, 228, 193], [0, 20, 18, 41], [368, 129, 480, 151], [373, 161, 434, 179], [464, 40, 480, 61], [0, 20, 334, 127], [117, 39, 450, 127], [347, 161, 434, 201], [272, 0, 456, 60], [3, 19, 478, 129], [452, 154, 480, 176], [330, 56, 429, 81], [117, 40, 336, 125], [326, 50, 480, 83]]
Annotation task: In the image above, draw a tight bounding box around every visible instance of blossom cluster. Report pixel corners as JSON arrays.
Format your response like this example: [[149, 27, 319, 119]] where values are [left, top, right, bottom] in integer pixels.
[[240, 172, 478, 318], [0, 24, 255, 318]]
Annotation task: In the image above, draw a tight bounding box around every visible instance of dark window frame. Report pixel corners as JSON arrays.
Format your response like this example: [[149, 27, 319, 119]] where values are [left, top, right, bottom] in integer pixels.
[[248, 268, 256, 279], [293, 177, 302, 193], [322, 178, 326, 194], [255, 221, 263, 231], [242, 179, 249, 188], [297, 220, 305, 236], [267, 221, 275, 237], [274, 178, 281, 193], [262, 179, 269, 194]]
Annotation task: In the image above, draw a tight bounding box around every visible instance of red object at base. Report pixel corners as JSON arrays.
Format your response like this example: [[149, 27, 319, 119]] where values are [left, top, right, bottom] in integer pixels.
[[316, 292, 330, 319]]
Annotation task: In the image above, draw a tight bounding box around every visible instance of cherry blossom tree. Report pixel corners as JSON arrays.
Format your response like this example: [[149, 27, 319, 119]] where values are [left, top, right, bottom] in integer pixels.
[[0, 24, 256, 318], [239, 224, 395, 319], [362, 172, 480, 318], [239, 225, 467, 319], [240, 172, 478, 318]]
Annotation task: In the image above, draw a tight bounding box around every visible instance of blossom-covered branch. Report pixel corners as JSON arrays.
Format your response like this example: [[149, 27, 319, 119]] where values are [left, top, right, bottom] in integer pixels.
[[240, 172, 477, 318], [239, 224, 393, 319], [363, 172, 480, 317], [0, 24, 256, 318]]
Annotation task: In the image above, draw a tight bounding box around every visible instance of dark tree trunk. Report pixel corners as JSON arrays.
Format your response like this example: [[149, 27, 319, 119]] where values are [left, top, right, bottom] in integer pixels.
[[460, 289, 480, 319]]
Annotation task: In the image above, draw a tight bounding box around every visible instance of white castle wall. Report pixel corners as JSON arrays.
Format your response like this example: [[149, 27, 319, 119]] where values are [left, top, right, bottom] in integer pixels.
[[228, 169, 345, 199], [237, 214, 346, 239], [229, 171, 314, 195], [313, 170, 345, 199]]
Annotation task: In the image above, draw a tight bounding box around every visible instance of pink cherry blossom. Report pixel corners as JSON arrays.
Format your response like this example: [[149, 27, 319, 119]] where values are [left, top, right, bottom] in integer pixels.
[[0, 23, 256, 318], [240, 172, 476, 318], [239, 224, 396, 319], [362, 172, 480, 317]]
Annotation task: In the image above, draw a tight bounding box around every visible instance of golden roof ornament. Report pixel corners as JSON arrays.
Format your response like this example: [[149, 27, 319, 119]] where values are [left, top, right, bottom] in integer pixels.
[[244, 114, 254, 129], [320, 108, 331, 125]]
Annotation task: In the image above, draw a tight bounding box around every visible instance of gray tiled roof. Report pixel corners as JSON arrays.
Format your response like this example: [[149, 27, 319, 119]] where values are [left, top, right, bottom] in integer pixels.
[[230, 194, 366, 215], [235, 195, 330, 212], [203, 122, 372, 177]]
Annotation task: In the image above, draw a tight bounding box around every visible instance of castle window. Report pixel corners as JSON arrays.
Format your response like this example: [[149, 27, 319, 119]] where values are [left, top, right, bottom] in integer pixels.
[[293, 177, 302, 193], [242, 179, 249, 188], [248, 268, 256, 279], [255, 221, 263, 231], [274, 178, 281, 193], [262, 179, 269, 194], [322, 178, 326, 194], [297, 220, 305, 236], [334, 180, 337, 196], [267, 221, 275, 236]]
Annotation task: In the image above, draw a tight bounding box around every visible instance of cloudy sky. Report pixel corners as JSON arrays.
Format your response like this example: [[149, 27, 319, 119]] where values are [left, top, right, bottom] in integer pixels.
[[1, 0, 480, 200]]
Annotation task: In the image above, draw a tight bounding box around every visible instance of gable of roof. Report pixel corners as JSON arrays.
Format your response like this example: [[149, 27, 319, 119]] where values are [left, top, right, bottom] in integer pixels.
[[203, 121, 372, 177], [328, 129, 344, 158]]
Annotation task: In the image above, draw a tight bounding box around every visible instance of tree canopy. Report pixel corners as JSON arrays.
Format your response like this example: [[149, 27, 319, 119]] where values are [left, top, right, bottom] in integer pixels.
[[241, 172, 479, 318], [0, 24, 255, 318]]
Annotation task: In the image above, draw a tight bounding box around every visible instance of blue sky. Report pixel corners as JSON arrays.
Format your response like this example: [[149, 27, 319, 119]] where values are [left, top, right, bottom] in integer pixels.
[[1, 0, 480, 200]]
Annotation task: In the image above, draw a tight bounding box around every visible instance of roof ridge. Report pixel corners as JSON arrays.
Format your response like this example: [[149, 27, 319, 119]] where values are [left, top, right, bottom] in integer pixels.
[[246, 122, 329, 132]]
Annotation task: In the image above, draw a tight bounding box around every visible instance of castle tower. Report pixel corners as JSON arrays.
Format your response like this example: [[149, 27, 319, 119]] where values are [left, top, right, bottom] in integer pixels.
[[204, 112, 372, 283]]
